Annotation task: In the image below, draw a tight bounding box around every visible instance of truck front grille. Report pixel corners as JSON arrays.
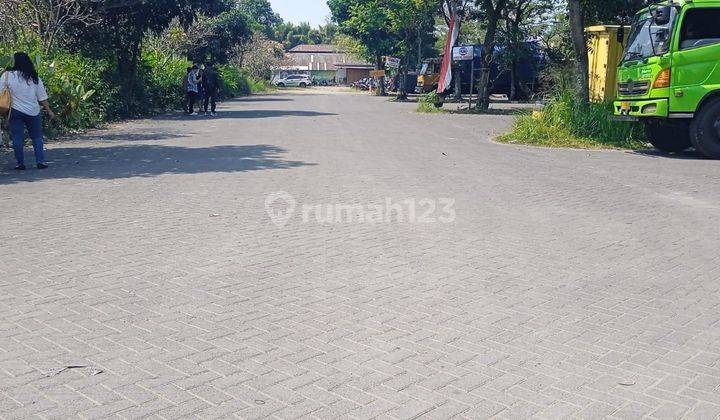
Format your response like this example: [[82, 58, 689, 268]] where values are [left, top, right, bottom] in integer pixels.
[[618, 80, 650, 96]]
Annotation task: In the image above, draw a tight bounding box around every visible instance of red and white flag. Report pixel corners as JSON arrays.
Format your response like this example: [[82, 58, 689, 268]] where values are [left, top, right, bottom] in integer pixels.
[[437, 3, 459, 94]]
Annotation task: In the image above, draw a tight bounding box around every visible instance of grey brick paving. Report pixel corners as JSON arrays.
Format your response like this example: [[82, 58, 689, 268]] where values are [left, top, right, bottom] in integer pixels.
[[2, 90, 720, 419]]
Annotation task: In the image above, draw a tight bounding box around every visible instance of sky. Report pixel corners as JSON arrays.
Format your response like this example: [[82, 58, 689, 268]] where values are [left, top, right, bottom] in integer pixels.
[[269, 0, 331, 28]]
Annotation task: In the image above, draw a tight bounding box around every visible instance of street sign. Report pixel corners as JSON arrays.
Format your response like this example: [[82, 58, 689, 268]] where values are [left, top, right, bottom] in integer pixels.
[[370, 70, 386, 78], [452, 45, 474, 61], [385, 56, 401, 69]]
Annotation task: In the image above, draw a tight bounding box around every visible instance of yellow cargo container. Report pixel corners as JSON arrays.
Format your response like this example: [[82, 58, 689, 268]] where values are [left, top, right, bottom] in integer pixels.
[[586, 25, 630, 102]]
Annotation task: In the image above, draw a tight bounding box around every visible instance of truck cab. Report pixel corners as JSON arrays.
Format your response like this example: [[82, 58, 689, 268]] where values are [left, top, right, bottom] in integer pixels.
[[416, 58, 443, 94], [614, 0, 720, 158]]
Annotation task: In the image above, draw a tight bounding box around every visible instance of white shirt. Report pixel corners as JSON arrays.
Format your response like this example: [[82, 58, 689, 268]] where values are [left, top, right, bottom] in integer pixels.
[[2, 71, 49, 116]]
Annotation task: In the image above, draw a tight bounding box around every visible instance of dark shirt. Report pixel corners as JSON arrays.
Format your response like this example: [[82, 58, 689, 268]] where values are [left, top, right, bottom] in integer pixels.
[[204, 69, 219, 91]]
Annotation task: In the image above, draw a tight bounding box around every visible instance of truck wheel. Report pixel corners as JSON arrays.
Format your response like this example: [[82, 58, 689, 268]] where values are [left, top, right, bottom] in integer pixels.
[[644, 119, 692, 153], [690, 98, 720, 159]]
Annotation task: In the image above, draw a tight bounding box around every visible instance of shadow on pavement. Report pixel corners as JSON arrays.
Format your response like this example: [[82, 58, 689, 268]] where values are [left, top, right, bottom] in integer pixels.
[[630, 148, 709, 160], [237, 97, 295, 102], [0, 144, 314, 185], [155, 110, 336, 121], [77, 131, 192, 143]]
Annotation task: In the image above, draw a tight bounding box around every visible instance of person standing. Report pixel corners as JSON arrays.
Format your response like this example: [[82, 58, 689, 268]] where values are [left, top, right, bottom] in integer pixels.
[[196, 66, 206, 115], [1, 52, 55, 170], [203, 64, 220, 116], [185, 65, 199, 115]]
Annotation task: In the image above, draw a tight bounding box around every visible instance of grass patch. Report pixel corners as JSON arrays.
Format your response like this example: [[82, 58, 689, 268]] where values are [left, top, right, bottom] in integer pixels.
[[499, 89, 647, 150], [416, 92, 445, 113], [248, 77, 276, 93]]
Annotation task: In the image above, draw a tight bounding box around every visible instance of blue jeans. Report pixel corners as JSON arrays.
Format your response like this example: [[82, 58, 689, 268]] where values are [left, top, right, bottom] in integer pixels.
[[9, 110, 45, 165]]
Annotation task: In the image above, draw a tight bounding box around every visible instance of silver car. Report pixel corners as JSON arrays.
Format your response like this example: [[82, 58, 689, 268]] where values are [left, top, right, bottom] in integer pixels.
[[275, 74, 312, 88]]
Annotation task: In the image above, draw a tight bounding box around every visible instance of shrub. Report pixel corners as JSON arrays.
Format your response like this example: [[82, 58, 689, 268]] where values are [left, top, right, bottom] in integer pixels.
[[500, 87, 646, 149], [141, 50, 189, 112], [417, 92, 444, 113]]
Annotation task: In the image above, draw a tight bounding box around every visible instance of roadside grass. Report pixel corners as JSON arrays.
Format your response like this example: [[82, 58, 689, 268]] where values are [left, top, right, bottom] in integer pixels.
[[499, 89, 647, 150], [416, 92, 445, 113], [248, 77, 275, 93]]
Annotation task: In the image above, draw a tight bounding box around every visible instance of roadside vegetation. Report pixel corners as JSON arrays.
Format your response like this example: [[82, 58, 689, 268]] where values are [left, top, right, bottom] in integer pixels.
[[499, 91, 645, 149], [0, 0, 290, 137], [417, 93, 445, 113]]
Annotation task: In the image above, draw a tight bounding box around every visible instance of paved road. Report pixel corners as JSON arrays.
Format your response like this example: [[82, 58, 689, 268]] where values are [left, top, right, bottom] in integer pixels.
[[1, 90, 720, 419]]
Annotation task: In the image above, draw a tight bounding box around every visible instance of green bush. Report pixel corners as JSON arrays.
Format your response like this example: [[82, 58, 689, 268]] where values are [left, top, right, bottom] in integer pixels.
[[217, 65, 250, 97], [2, 40, 259, 138], [141, 50, 190, 112], [500, 88, 646, 149], [42, 52, 109, 130], [417, 92, 444, 113]]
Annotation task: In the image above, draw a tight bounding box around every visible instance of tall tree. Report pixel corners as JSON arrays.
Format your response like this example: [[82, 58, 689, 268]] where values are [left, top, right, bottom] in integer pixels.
[[69, 0, 230, 114], [567, 0, 588, 103], [329, 0, 399, 95], [237, 0, 282, 35], [474, 0, 507, 111], [188, 8, 252, 64], [387, 0, 437, 99], [567, 0, 643, 103]]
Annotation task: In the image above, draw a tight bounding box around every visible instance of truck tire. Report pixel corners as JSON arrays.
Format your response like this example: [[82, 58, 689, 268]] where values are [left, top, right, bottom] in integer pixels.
[[690, 98, 720, 159], [644, 118, 692, 153]]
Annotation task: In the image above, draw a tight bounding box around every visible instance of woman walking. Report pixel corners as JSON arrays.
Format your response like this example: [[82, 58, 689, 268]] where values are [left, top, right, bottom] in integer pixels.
[[1, 52, 55, 170]]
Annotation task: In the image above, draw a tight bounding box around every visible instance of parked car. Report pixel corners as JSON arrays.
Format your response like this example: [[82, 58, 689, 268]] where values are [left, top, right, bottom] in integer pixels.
[[275, 75, 312, 88]]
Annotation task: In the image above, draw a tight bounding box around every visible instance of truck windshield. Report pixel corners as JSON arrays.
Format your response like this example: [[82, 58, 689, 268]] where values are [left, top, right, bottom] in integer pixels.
[[622, 8, 676, 63]]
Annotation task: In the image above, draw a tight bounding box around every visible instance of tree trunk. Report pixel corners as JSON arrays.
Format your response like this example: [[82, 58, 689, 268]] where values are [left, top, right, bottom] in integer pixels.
[[375, 55, 386, 96], [453, 64, 462, 101], [509, 60, 517, 101], [476, 0, 507, 111], [568, 0, 589, 103]]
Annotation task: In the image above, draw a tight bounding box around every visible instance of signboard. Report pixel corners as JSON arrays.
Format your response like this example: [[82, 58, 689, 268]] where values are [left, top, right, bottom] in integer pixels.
[[385, 56, 401, 69], [370, 70, 386, 78], [452, 45, 474, 61]]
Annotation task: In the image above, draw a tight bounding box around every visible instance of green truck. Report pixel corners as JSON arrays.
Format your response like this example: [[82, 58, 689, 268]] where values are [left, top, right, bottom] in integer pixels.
[[614, 0, 720, 158]]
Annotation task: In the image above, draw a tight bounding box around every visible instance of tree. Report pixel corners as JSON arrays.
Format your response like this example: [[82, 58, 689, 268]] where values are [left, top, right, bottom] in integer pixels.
[[387, 0, 437, 99], [237, 0, 282, 35], [474, 0, 508, 111], [567, 0, 589, 103], [567, 0, 643, 103], [495, 0, 553, 100], [329, 0, 400, 95], [271, 22, 338, 50], [68, 0, 231, 114], [235, 33, 289, 79], [0, 0, 98, 52], [187, 9, 252, 64]]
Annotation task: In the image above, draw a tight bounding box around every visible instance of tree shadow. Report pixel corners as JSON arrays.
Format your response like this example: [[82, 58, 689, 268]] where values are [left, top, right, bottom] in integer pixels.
[[237, 97, 295, 102], [77, 131, 191, 143], [0, 144, 314, 185], [630, 148, 709, 160], [154, 109, 337, 121]]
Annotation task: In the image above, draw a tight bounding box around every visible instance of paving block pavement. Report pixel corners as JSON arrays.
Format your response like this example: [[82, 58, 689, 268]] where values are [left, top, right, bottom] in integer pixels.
[[1, 90, 720, 419]]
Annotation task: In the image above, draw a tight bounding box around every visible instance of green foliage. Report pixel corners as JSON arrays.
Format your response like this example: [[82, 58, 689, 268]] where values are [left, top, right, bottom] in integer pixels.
[[218, 65, 250, 97], [238, 0, 282, 34], [582, 0, 644, 24], [329, 0, 399, 64], [141, 50, 190, 112], [499, 88, 645, 149], [273, 22, 339, 50], [189, 9, 252, 64], [417, 92, 444, 113]]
